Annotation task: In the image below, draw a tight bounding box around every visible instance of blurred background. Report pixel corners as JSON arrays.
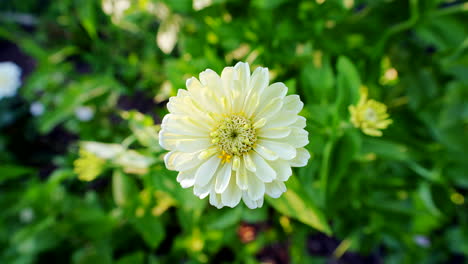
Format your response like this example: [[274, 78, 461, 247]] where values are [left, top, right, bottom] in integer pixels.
[[1, 0, 467, 263]]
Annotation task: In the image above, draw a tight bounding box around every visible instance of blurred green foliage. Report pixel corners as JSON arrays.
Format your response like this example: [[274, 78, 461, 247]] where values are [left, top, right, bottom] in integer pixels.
[[1, 0, 468, 263]]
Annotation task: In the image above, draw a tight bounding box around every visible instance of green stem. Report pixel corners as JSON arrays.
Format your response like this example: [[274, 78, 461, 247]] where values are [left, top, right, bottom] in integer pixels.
[[373, 0, 419, 59], [320, 139, 334, 205]]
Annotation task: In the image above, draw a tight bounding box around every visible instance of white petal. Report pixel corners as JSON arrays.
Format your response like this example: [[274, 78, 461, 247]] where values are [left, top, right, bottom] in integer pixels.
[[269, 160, 292, 181], [254, 144, 278, 161], [283, 128, 309, 148], [209, 190, 224, 209], [263, 111, 298, 128], [283, 95, 304, 113], [289, 148, 310, 167], [265, 180, 287, 198], [164, 151, 202, 171], [250, 152, 276, 182], [194, 155, 221, 186], [221, 173, 242, 207], [258, 127, 291, 139], [242, 192, 264, 209], [253, 96, 283, 122], [257, 140, 296, 160], [186, 77, 203, 94], [291, 116, 306, 128], [234, 61, 250, 93], [236, 162, 248, 190], [177, 168, 197, 188], [193, 181, 212, 199], [247, 171, 265, 200], [215, 163, 232, 193], [249, 66, 269, 95], [261, 82, 287, 103], [243, 153, 256, 172]]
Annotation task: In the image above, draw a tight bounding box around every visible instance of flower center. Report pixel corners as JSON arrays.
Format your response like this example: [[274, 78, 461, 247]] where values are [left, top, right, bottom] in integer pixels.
[[211, 115, 257, 157], [364, 107, 377, 122]]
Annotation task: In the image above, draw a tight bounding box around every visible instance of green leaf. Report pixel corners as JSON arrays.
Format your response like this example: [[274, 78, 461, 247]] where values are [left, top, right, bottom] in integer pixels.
[[131, 214, 165, 249], [361, 137, 411, 161], [39, 77, 112, 133], [335, 56, 361, 116], [116, 251, 145, 264], [112, 170, 138, 208], [300, 55, 335, 105], [205, 206, 242, 230], [329, 129, 361, 196], [266, 176, 331, 235], [0, 165, 35, 183]]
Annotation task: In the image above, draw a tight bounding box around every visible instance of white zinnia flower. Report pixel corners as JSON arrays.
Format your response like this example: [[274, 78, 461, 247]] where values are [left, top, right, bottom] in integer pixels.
[[159, 62, 310, 209], [0, 61, 22, 99]]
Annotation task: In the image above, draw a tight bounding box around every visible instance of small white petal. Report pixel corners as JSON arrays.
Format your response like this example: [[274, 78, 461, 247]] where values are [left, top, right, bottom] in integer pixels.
[[249, 67, 269, 96], [283, 95, 304, 113], [247, 171, 265, 200], [261, 82, 287, 102], [254, 144, 279, 161], [177, 168, 197, 188], [257, 140, 296, 160], [291, 116, 306, 128], [250, 152, 276, 182], [194, 155, 221, 186], [289, 148, 311, 167], [243, 153, 256, 172], [193, 181, 212, 199], [236, 162, 248, 190], [221, 173, 242, 207], [215, 163, 232, 193], [265, 180, 287, 198], [269, 160, 292, 181], [258, 127, 291, 139], [283, 128, 309, 148], [209, 190, 224, 209]]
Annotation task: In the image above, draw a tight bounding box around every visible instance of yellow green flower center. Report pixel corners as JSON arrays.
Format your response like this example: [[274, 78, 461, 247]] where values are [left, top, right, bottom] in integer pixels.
[[210, 115, 257, 158], [364, 107, 378, 122]]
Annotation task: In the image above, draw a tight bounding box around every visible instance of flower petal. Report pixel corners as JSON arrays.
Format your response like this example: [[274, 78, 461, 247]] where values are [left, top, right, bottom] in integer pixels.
[[283, 95, 304, 113], [254, 144, 279, 161], [215, 162, 232, 193], [257, 139, 296, 160], [258, 127, 291, 139], [265, 180, 287, 198], [221, 174, 242, 207], [269, 159, 292, 181], [250, 152, 276, 182], [247, 171, 265, 200], [236, 161, 248, 190], [209, 190, 223, 209], [195, 155, 221, 186], [177, 167, 197, 188], [289, 148, 310, 167]]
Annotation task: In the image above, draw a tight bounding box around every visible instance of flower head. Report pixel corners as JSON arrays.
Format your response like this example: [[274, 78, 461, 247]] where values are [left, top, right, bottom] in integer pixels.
[[159, 62, 310, 209], [74, 149, 106, 182], [349, 87, 392, 137], [0, 61, 22, 99]]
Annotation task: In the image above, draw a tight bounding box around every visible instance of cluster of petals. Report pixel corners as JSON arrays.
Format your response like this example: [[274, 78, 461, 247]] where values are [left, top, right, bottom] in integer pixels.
[[159, 62, 310, 209]]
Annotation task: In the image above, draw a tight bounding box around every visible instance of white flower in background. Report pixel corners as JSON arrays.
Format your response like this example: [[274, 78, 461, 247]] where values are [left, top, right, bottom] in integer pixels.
[[30, 102, 44, 116], [82, 141, 124, 159], [19, 208, 35, 223], [0, 61, 22, 99], [159, 62, 310, 209], [75, 106, 94, 121], [414, 235, 431, 248], [193, 0, 212, 11]]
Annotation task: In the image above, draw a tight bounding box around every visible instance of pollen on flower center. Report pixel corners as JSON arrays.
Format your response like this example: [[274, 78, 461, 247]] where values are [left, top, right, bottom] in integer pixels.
[[210, 115, 257, 157], [364, 108, 377, 122]]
